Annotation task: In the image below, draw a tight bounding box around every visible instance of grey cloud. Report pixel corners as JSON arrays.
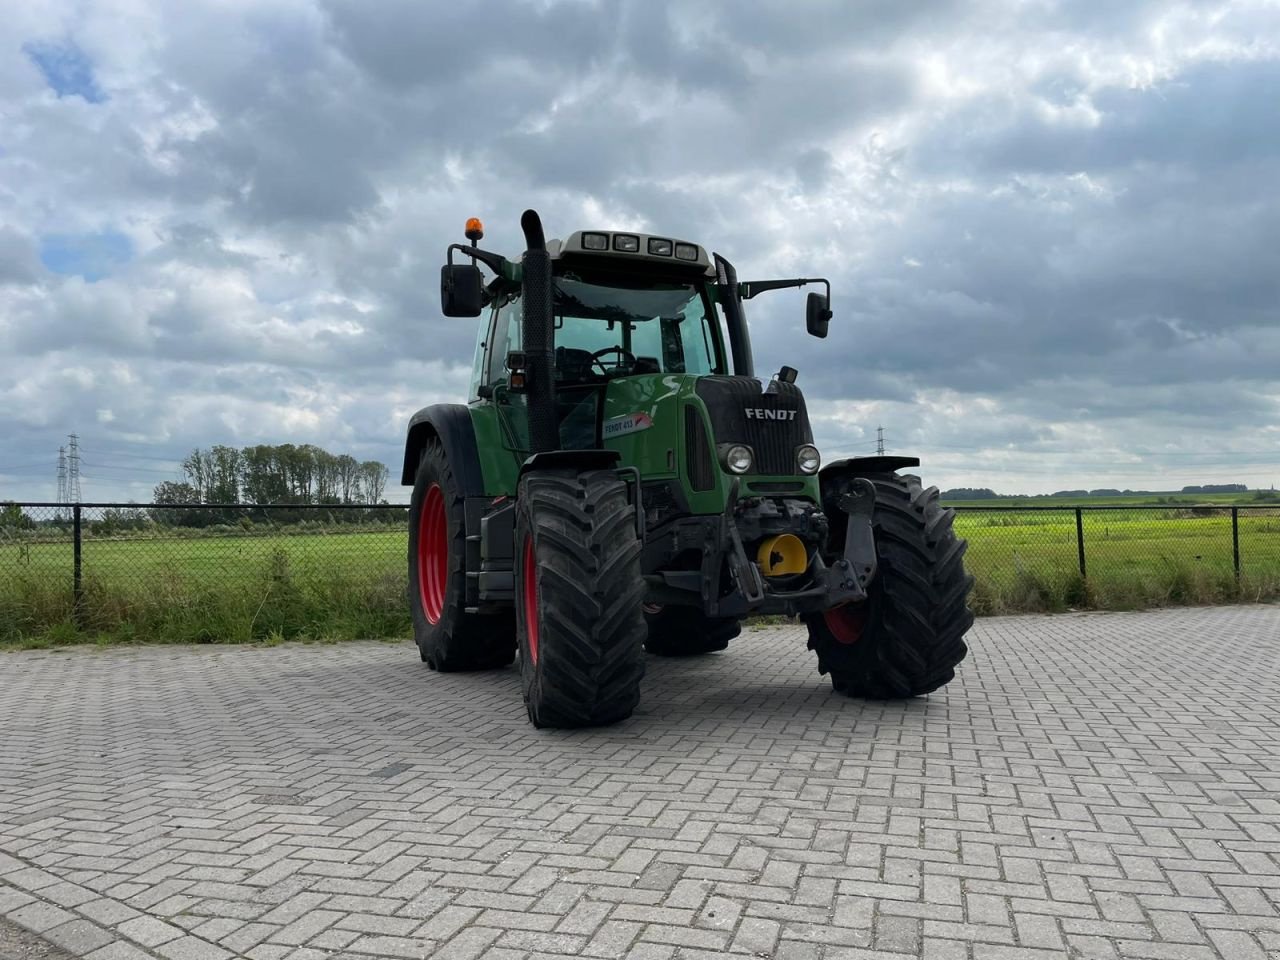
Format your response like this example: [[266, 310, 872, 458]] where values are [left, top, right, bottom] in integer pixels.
[[0, 227, 42, 285], [3, 0, 1279, 499]]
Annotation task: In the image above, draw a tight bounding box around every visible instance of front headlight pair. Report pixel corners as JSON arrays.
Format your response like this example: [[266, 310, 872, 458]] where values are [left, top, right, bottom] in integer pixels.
[[718, 444, 821, 475]]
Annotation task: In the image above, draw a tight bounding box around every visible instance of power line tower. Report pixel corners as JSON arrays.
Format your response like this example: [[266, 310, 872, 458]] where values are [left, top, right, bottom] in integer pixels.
[[876, 425, 885, 456], [67, 433, 82, 503], [57, 446, 68, 519]]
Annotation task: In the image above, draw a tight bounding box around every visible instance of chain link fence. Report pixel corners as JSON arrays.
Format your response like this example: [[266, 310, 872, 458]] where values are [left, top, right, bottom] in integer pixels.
[[952, 504, 1280, 614], [1, 502, 408, 643], [3, 501, 1279, 642]]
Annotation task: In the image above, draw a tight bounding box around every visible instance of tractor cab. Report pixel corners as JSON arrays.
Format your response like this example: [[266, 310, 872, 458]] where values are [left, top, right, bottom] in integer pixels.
[[469, 237, 729, 455]]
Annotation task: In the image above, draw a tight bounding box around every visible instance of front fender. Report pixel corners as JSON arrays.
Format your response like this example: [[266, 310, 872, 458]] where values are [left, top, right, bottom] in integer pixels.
[[820, 455, 919, 481]]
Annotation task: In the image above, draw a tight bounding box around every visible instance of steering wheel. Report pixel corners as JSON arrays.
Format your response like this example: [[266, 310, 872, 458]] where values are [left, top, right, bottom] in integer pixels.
[[589, 346, 637, 376]]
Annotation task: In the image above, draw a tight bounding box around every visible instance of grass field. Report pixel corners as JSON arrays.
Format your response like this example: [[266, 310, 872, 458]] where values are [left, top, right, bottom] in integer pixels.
[[954, 507, 1280, 613], [2, 506, 1278, 647], [943, 491, 1277, 508], [0, 527, 409, 647]]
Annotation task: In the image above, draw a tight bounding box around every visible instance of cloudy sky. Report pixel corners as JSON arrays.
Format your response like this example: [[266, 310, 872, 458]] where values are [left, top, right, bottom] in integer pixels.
[[2, 0, 1278, 502]]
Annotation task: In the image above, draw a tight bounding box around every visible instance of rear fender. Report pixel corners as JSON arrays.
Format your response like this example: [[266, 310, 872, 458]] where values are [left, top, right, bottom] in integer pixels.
[[401, 404, 485, 496]]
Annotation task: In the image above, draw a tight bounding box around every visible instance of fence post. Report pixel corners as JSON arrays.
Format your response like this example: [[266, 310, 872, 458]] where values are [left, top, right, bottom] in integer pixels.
[[73, 503, 84, 627], [1075, 507, 1086, 579], [1232, 507, 1240, 580]]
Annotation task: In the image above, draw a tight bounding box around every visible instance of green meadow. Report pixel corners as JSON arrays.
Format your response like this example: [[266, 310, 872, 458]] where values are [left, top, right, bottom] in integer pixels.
[[2, 505, 1278, 647], [0, 527, 410, 648], [954, 506, 1280, 613]]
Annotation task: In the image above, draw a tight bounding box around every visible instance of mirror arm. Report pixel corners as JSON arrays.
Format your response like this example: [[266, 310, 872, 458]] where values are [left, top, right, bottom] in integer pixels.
[[447, 243, 510, 278], [739, 277, 830, 301]]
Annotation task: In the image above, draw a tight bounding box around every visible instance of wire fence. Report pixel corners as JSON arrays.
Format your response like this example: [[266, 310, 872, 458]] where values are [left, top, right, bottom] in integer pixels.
[[1, 502, 409, 643], [2, 501, 1279, 642], [951, 504, 1280, 613]]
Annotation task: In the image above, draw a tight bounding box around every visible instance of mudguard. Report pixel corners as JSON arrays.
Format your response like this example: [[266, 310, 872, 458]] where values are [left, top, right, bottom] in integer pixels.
[[821, 455, 920, 480], [518, 449, 621, 480], [401, 404, 485, 495]]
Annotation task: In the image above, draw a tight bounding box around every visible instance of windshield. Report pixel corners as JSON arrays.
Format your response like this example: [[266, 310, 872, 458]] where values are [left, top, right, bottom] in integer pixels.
[[550, 273, 723, 380]]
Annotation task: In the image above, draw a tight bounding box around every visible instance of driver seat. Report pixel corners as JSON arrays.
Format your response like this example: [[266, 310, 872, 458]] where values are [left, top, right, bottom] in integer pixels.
[[555, 346, 595, 381]]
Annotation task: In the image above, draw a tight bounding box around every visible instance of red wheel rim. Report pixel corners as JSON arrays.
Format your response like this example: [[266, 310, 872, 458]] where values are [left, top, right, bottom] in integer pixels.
[[417, 484, 447, 624], [522, 536, 539, 665], [824, 604, 866, 645]]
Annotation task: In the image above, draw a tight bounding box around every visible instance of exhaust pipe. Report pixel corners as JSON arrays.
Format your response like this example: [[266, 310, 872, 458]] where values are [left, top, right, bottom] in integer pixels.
[[520, 209, 559, 454]]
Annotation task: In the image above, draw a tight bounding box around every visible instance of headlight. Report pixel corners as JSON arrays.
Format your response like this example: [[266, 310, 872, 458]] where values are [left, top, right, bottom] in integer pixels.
[[723, 444, 754, 475], [796, 444, 821, 474]]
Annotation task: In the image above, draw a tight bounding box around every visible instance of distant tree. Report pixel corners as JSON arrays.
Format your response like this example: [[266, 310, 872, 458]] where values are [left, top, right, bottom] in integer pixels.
[[152, 481, 199, 505], [182, 449, 214, 502], [208, 445, 242, 503], [941, 488, 998, 500], [0, 501, 32, 531], [335, 454, 361, 504], [241, 445, 288, 504], [95, 506, 149, 536], [159, 443, 390, 514], [150, 481, 204, 527], [359, 461, 388, 505]]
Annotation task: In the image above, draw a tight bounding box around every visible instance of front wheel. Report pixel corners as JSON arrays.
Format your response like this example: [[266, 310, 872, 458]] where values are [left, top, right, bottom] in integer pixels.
[[515, 469, 646, 728], [806, 471, 973, 698]]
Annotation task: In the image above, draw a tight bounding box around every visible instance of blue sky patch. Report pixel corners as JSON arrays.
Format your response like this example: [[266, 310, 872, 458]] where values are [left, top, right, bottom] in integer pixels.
[[40, 230, 133, 281], [24, 39, 106, 103]]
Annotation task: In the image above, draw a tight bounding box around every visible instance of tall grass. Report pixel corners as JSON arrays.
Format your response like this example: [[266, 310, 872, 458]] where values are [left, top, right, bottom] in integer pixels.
[[0, 547, 410, 650], [968, 563, 1278, 615]]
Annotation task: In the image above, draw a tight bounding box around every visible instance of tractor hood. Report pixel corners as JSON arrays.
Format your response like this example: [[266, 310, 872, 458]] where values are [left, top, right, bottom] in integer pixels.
[[692, 376, 814, 476]]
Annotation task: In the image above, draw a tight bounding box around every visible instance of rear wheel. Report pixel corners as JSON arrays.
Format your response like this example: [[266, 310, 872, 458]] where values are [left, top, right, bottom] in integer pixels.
[[806, 471, 973, 698], [643, 606, 739, 656], [408, 441, 515, 671], [515, 469, 646, 728]]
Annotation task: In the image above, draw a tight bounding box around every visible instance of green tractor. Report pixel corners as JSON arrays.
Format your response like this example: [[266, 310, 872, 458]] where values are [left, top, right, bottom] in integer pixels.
[[402, 210, 973, 728]]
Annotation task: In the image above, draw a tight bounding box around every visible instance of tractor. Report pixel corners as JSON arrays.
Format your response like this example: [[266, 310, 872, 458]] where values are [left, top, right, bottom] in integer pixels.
[[402, 210, 973, 728]]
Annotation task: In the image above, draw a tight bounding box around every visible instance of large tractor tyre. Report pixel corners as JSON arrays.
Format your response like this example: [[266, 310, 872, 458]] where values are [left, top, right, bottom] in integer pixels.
[[643, 606, 740, 656], [408, 440, 516, 671], [515, 469, 647, 728], [806, 471, 973, 699]]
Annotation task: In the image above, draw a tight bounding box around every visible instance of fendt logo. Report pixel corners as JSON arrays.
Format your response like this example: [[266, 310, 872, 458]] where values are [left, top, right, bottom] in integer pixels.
[[745, 408, 797, 421]]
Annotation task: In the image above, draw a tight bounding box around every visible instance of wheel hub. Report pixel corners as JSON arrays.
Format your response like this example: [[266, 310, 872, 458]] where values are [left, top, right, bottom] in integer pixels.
[[418, 484, 447, 624]]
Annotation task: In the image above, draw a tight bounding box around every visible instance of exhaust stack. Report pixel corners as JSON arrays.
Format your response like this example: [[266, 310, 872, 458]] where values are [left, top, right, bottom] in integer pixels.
[[520, 209, 559, 454]]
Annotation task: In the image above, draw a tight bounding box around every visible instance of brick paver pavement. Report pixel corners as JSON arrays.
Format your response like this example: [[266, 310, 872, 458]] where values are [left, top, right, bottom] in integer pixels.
[[1, 606, 1278, 959]]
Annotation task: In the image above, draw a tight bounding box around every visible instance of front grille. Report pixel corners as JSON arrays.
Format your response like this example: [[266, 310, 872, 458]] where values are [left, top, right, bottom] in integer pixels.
[[694, 377, 813, 476], [685, 406, 716, 491]]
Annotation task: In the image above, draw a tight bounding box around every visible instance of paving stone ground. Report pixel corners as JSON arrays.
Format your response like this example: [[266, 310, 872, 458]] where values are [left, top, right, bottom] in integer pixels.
[[1, 606, 1278, 960]]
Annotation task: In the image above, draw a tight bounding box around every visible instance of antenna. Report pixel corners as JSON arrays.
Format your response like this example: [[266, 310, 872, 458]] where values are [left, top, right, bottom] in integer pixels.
[[67, 433, 82, 502], [876, 425, 885, 456]]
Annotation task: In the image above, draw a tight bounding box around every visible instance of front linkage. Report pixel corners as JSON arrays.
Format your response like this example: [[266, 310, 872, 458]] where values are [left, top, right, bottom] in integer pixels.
[[643, 477, 879, 619]]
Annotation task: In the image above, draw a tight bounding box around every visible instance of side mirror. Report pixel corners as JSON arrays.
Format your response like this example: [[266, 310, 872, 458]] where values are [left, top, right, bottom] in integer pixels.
[[806, 292, 831, 339], [440, 264, 484, 317]]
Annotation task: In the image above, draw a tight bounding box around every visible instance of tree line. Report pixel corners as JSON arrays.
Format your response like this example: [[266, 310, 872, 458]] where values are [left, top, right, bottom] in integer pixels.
[[153, 444, 390, 506]]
